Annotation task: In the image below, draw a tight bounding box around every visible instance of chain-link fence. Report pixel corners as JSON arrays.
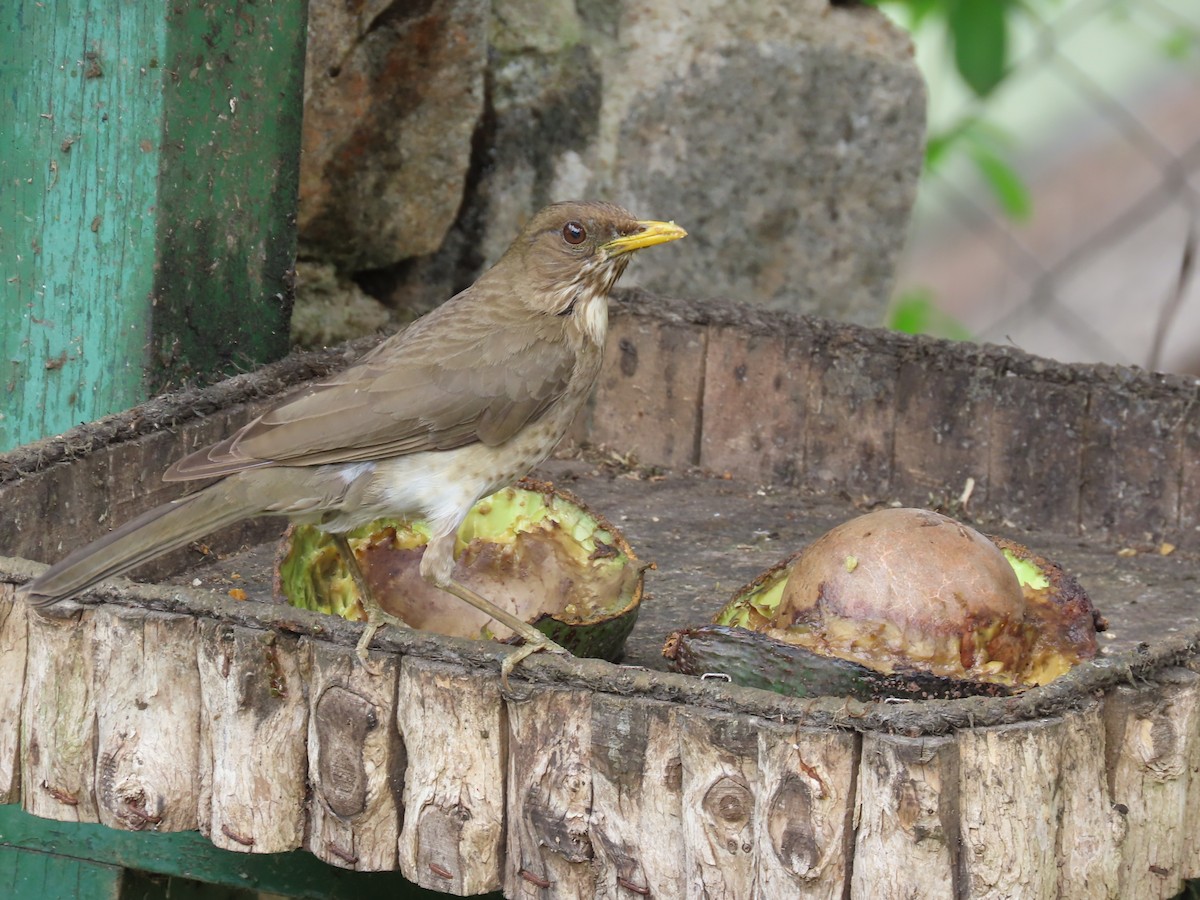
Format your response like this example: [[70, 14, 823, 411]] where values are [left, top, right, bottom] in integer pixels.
[[890, 0, 1200, 375]]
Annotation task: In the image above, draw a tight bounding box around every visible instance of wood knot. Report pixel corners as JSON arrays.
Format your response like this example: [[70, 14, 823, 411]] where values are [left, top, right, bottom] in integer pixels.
[[701, 776, 753, 855], [314, 685, 379, 818], [767, 773, 820, 876]]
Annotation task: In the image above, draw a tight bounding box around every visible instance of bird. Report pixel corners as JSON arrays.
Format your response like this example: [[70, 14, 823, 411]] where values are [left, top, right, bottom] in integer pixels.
[[20, 200, 686, 680]]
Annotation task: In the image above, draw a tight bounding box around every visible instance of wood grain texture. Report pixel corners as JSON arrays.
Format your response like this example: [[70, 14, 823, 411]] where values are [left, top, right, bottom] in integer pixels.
[[755, 723, 857, 898], [1104, 668, 1200, 899], [21, 603, 99, 823], [988, 374, 1084, 533], [196, 620, 309, 853], [678, 708, 759, 899], [92, 605, 201, 833], [699, 326, 810, 484], [589, 694, 684, 899], [851, 733, 959, 900], [583, 314, 706, 468], [958, 719, 1065, 898], [803, 329, 898, 495], [397, 658, 505, 894], [506, 686, 594, 898], [1174, 393, 1200, 549], [0, 585, 28, 804], [1080, 384, 1186, 539], [891, 345, 993, 508], [1056, 703, 1124, 898], [307, 642, 403, 872], [0, 0, 305, 451], [1184, 666, 1200, 880]]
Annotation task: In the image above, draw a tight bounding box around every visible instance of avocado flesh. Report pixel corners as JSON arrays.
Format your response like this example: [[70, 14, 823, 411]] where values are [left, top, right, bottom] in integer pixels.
[[278, 483, 642, 661], [671, 524, 1100, 698]]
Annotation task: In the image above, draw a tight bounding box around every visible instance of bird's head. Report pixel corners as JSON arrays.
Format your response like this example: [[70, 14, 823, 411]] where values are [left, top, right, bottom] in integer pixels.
[[499, 201, 686, 330]]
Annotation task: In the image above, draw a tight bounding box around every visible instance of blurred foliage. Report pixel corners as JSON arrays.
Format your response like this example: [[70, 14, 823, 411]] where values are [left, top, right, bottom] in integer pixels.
[[866, 0, 1029, 222], [885, 289, 971, 338], [870, 0, 1032, 339], [870, 0, 1014, 98], [870, 0, 1197, 340], [926, 118, 1031, 220]]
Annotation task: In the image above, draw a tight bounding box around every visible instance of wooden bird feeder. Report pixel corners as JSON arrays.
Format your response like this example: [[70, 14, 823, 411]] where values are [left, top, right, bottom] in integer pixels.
[[2, 292, 1200, 898]]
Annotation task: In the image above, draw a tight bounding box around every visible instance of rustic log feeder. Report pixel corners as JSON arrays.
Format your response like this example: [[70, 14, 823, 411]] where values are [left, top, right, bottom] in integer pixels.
[[2, 291, 1199, 898]]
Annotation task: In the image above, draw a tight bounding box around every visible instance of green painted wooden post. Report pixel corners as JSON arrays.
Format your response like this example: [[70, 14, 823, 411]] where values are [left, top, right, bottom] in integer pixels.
[[0, 0, 305, 452]]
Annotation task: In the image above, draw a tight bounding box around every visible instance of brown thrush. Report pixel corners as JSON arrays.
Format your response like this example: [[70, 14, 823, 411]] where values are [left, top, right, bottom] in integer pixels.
[[20, 201, 686, 680]]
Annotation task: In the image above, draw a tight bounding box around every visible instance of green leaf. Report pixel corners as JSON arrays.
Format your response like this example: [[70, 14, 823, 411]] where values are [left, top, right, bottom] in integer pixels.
[[1161, 26, 1196, 60], [948, 0, 1010, 97], [924, 117, 976, 172], [886, 290, 972, 339], [968, 145, 1032, 220], [860, 0, 944, 32]]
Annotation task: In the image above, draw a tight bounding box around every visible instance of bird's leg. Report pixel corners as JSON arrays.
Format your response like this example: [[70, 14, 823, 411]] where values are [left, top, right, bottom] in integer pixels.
[[420, 531, 570, 686], [439, 577, 570, 686], [331, 533, 409, 671]]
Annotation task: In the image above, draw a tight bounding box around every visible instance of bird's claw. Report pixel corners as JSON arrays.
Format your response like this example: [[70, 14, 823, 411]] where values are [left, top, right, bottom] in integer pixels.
[[500, 634, 571, 690], [355, 621, 386, 676], [354, 607, 409, 677]]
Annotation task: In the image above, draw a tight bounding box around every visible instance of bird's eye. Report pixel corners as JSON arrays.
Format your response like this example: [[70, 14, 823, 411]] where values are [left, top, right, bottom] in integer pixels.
[[562, 221, 586, 245]]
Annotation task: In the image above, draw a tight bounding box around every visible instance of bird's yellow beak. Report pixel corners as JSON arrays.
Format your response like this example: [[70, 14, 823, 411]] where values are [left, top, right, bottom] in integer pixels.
[[602, 220, 688, 257]]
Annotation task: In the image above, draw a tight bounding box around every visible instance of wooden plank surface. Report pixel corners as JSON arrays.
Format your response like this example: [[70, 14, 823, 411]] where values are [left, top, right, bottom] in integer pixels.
[[0, 0, 306, 453], [755, 723, 857, 898], [0, 587, 28, 805], [1104, 668, 1200, 899], [505, 687, 595, 898], [397, 658, 505, 894], [988, 372, 1084, 534], [21, 603, 100, 824], [588, 694, 684, 898], [583, 314, 706, 469], [850, 733, 959, 900], [1080, 383, 1186, 539], [677, 709, 759, 898], [306, 642, 403, 872], [1056, 703, 1123, 898], [196, 621, 309, 854], [957, 719, 1065, 898], [891, 344, 993, 508], [700, 325, 810, 484], [92, 606, 201, 834], [803, 328, 898, 495]]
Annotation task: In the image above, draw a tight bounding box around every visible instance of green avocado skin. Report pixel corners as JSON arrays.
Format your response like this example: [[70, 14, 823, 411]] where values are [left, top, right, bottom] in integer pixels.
[[668, 626, 1013, 701], [535, 607, 640, 663]]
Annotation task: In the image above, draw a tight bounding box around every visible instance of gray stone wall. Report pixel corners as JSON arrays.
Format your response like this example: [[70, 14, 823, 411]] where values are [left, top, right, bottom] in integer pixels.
[[295, 0, 926, 342]]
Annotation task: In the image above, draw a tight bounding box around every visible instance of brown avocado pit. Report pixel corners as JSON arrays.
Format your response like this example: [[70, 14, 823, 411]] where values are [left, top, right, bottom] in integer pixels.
[[666, 508, 1104, 698], [276, 480, 643, 661]]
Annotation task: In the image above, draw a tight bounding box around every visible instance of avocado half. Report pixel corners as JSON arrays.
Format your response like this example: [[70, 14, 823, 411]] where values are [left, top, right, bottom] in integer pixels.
[[276, 480, 644, 661], [664, 508, 1105, 700]]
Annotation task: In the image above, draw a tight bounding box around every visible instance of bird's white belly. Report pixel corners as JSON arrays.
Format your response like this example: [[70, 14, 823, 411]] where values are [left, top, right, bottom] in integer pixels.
[[321, 420, 565, 536]]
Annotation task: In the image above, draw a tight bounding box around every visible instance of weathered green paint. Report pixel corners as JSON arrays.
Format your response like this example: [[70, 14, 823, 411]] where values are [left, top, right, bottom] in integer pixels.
[[1, 845, 123, 900], [0, 806, 495, 898], [1, 1, 164, 450], [150, 0, 304, 392], [0, 0, 304, 452]]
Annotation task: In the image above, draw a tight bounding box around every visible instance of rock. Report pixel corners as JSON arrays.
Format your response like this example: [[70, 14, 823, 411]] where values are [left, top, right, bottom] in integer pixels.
[[298, 0, 487, 270], [298, 0, 925, 324], [606, 2, 926, 323], [290, 261, 392, 348]]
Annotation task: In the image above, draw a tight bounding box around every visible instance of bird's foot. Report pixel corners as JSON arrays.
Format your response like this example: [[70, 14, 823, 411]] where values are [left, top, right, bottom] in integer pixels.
[[355, 606, 409, 676], [332, 532, 411, 676], [500, 631, 571, 690]]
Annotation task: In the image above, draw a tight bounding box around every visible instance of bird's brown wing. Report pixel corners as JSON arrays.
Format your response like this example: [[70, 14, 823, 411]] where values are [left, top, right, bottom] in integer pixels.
[[165, 307, 575, 481]]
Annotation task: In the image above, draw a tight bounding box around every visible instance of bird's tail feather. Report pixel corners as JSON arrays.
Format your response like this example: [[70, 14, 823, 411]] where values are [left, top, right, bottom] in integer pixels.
[[20, 485, 255, 608]]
